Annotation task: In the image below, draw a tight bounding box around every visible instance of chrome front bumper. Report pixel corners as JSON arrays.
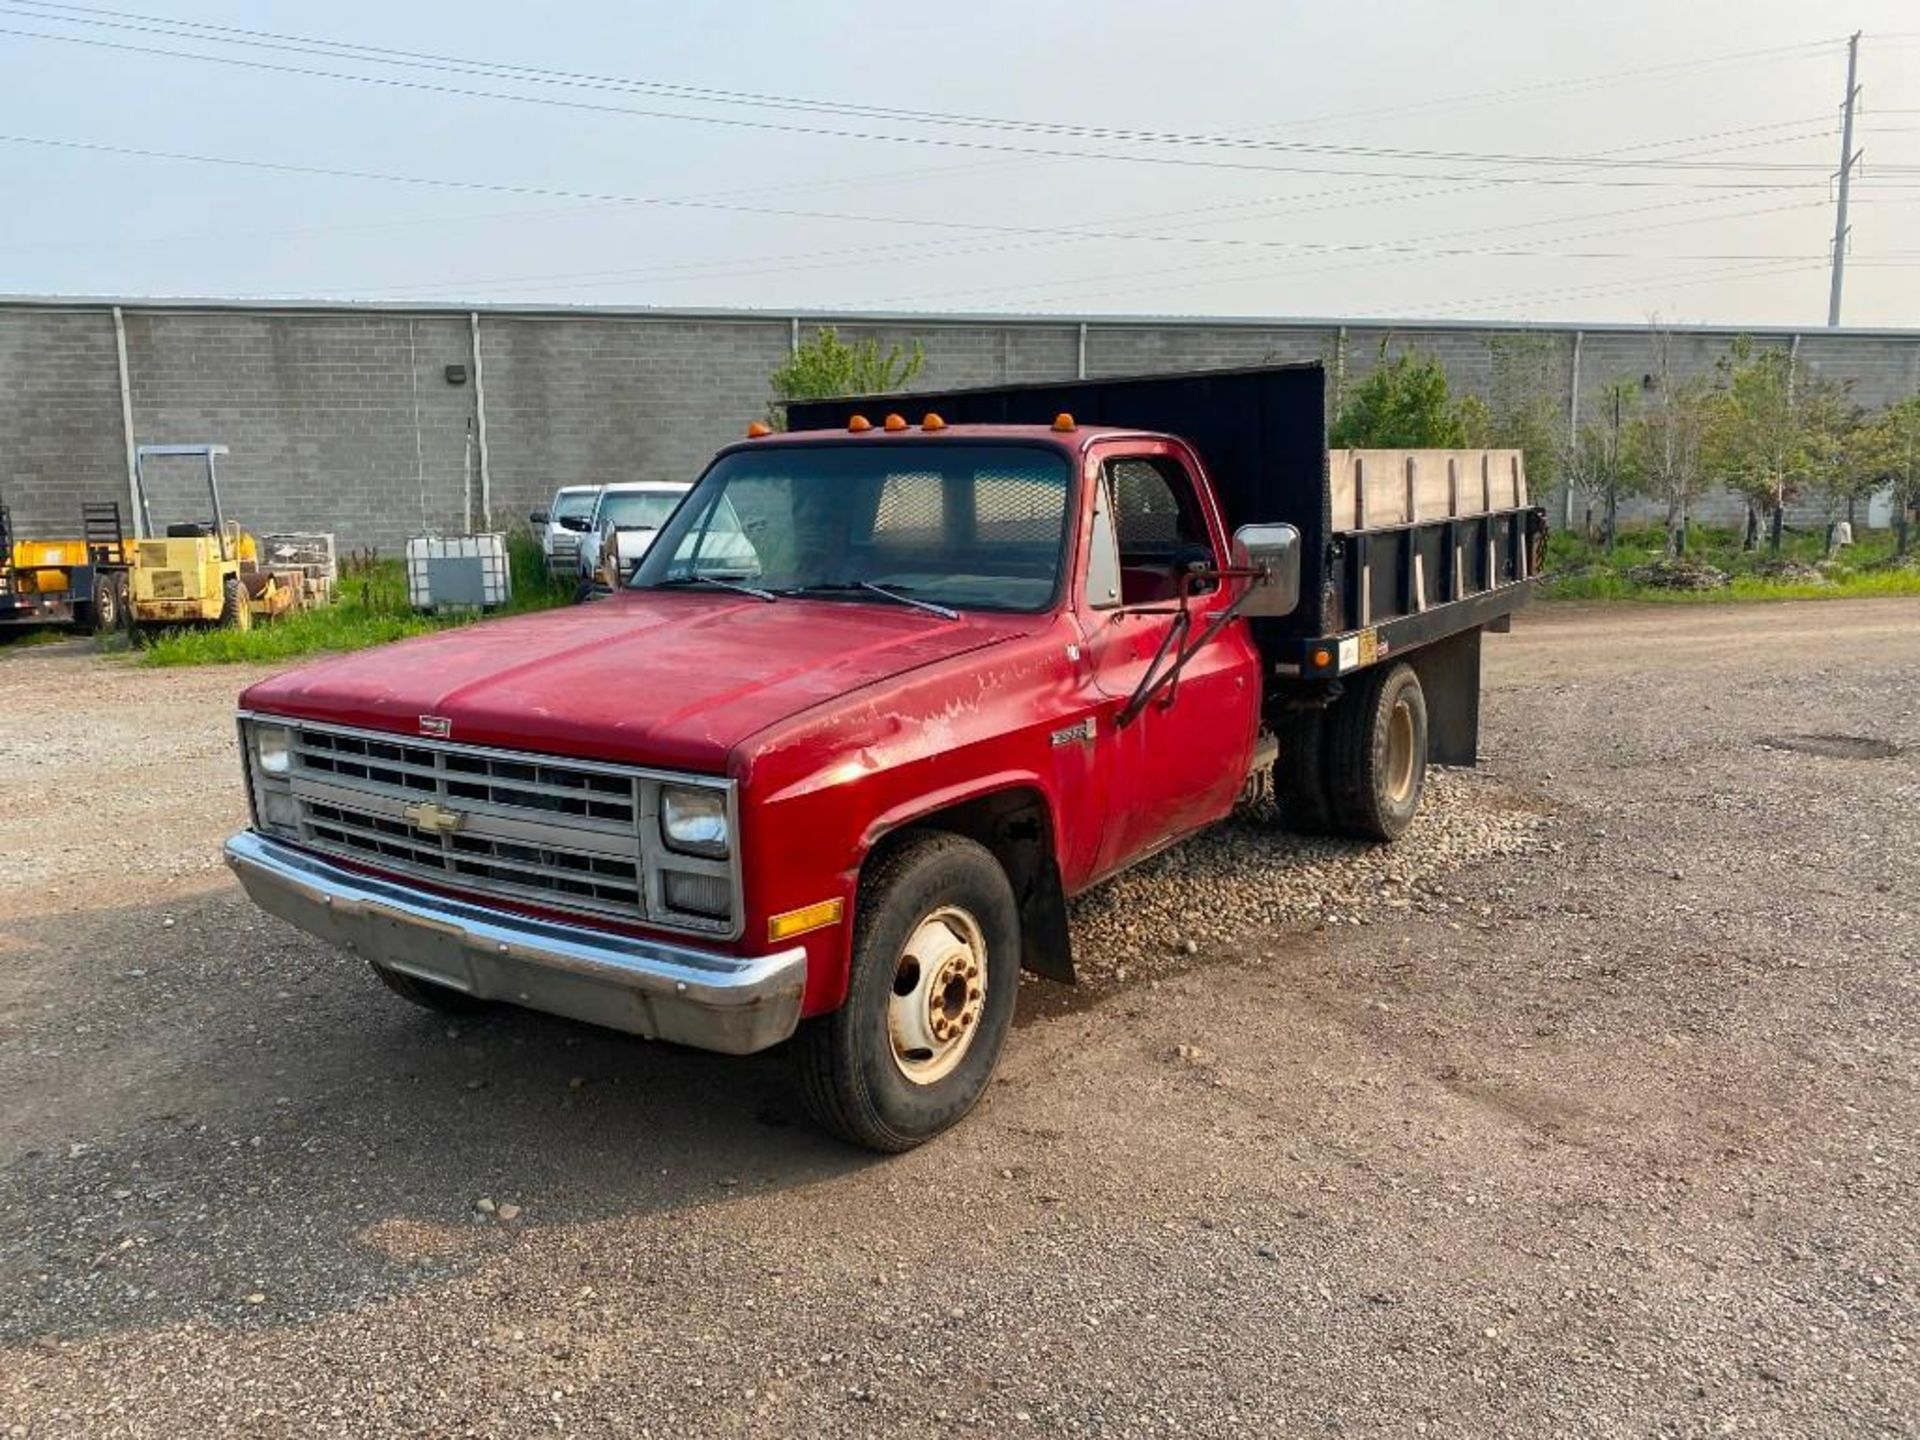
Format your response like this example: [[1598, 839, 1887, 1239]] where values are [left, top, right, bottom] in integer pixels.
[[224, 831, 805, 1055]]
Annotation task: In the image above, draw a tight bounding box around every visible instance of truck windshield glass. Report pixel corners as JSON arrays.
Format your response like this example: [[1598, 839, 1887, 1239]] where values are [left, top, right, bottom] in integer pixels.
[[552, 490, 600, 521], [631, 444, 1072, 614], [600, 491, 683, 530]]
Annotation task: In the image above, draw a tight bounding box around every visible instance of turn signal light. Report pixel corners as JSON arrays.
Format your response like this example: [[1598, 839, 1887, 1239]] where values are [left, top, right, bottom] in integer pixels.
[[745, 420, 772, 438], [1052, 412, 1077, 432], [847, 414, 873, 432], [883, 413, 908, 432], [1311, 647, 1333, 668], [769, 896, 845, 942], [922, 412, 947, 431]]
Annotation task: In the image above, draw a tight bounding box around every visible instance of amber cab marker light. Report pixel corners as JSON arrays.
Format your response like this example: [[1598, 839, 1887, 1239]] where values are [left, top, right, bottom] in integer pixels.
[[883, 413, 908, 432], [745, 420, 773, 439], [1052, 412, 1077, 432], [921, 412, 947, 431], [769, 896, 845, 943], [847, 414, 873, 433]]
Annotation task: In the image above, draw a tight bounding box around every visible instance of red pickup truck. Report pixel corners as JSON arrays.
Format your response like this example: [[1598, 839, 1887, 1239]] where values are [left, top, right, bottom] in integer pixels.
[[228, 364, 1543, 1151]]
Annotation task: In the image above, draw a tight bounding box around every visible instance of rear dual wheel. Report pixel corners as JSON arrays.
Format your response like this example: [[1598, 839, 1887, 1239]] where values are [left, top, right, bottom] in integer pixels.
[[1272, 662, 1429, 842]]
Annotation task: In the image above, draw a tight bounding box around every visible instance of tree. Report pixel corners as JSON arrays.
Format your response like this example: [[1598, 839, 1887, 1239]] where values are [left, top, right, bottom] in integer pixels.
[[1853, 394, 1920, 556], [1794, 376, 1873, 541], [1628, 330, 1715, 558], [1708, 336, 1814, 553], [1461, 333, 1570, 501], [769, 326, 925, 420], [1559, 377, 1640, 552], [1329, 347, 1473, 448]]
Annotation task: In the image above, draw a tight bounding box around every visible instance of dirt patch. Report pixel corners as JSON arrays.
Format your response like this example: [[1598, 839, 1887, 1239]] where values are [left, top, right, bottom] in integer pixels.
[[1760, 732, 1901, 760]]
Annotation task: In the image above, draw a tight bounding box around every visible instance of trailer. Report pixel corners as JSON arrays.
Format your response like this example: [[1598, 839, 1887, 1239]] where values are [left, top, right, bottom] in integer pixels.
[[0, 500, 132, 633]]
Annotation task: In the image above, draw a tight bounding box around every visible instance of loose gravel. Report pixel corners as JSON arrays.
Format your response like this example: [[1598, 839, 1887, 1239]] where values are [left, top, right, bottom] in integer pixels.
[[1, 601, 1916, 1438], [1070, 770, 1551, 976]]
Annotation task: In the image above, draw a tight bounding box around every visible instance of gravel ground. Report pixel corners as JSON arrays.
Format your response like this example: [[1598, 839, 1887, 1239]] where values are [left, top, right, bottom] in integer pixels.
[[0, 601, 1915, 1438]]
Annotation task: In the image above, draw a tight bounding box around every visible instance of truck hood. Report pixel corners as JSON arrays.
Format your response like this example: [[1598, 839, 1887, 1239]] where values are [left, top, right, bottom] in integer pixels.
[[240, 590, 1023, 772]]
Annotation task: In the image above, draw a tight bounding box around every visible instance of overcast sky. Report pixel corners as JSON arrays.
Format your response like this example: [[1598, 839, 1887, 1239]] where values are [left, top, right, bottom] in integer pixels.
[[2, 1, 1916, 326]]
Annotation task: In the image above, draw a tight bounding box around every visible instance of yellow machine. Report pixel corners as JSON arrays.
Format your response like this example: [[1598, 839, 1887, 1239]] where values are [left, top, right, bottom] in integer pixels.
[[128, 444, 296, 629], [0, 501, 131, 631]]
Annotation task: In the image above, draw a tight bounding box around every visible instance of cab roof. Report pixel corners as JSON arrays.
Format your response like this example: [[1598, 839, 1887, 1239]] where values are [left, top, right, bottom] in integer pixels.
[[743, 422, 1172, 448]]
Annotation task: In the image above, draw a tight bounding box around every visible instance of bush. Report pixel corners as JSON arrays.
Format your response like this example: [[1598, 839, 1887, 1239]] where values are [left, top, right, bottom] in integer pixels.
[[139, 527, 572, 667]]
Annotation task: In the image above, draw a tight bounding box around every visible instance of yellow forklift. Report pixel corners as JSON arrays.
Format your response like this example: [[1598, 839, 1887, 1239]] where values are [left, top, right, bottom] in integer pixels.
[[128, 444, 295, 630]]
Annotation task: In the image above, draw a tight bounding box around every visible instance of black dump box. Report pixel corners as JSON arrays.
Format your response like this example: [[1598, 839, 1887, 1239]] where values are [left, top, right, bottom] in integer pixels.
[[788, 363, 1546, 700]]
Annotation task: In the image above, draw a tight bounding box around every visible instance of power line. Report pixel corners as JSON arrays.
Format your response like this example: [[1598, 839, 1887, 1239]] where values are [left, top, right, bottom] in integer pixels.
[[1391, 259, 1835, 319], [2, 1, 1851, 157], [865, 201, 1834, 314], [0, 18, 1900, 182], [6, 132, 1890, 270], [313, 123, 1848, 300]]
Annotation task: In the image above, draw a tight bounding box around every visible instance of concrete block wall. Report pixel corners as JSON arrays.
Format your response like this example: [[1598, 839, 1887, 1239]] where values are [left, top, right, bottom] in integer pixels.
[[1, 300, 1915, 551], [0, 308, 127, 535], [120, 311, 479, 555]]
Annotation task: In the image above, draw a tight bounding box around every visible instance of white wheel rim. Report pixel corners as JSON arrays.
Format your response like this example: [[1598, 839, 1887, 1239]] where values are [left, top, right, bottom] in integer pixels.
[[887, 905, 987, 1085], [1386, 696, 1417, 805]]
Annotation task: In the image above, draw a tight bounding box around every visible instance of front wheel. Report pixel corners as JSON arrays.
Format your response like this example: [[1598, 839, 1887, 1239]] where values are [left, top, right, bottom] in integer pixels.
[[796, 832, 1020, 1152], [369, 962, 493, 1015]]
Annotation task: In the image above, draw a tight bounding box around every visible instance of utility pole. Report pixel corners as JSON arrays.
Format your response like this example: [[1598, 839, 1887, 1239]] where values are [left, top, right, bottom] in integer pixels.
[[1606, 385, 1621, 556], [1827, 31, 1862, 327]]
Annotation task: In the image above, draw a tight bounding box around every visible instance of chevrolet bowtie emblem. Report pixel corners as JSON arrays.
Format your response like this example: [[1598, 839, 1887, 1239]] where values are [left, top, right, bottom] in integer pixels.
[[404, 801, 464, 836]]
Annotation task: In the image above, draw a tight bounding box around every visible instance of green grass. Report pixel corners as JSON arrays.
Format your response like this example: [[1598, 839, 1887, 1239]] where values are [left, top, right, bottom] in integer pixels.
[[138, 530, 573, 667], [1539, 523, 1920, 604]]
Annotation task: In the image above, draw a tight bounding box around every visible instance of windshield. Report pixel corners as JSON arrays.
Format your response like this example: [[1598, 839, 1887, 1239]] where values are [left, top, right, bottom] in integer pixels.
[[600, 490, 685, 530], [630, 443, 1073, 614], [552, 489, 600, 520]]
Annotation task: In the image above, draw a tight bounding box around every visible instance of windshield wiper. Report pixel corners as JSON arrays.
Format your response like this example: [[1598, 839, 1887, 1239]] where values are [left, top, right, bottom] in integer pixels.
[[783, 581, 958, 620], [859, 581, 958, 619], [653, 573, 778, 602]]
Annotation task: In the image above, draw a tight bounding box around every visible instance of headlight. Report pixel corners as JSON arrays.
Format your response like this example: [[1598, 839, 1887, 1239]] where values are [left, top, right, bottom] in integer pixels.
[[661, 786, 729, 858], [254, 724, 292, 776]]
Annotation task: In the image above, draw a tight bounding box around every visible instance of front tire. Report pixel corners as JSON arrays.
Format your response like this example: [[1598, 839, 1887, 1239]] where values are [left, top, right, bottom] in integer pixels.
[[369, 962, 493, 1015], [797, 832, 1020, 1152]]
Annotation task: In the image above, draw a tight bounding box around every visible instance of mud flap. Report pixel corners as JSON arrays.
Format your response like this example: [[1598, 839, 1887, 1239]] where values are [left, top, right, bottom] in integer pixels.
[[1020, 863, 1075, 984], [1408, 625, 1481, 767]]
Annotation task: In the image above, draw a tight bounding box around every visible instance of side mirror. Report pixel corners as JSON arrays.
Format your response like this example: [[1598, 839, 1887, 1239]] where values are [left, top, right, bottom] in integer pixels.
[[1231, 523, 1301, 617], [529, 509, 549, 525]]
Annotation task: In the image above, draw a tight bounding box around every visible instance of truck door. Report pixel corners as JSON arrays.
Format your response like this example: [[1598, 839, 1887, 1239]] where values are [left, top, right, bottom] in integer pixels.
[[1075, 442, 1262, 876]]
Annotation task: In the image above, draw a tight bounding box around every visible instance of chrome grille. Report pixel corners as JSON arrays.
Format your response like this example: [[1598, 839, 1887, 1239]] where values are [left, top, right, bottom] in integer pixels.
[[256, 719, 738, 934]]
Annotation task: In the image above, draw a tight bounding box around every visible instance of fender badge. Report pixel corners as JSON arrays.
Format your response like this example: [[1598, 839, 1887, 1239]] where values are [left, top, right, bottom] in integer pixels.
[[419, 715, 452, 738], [1050, 716, 1098, 748]]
